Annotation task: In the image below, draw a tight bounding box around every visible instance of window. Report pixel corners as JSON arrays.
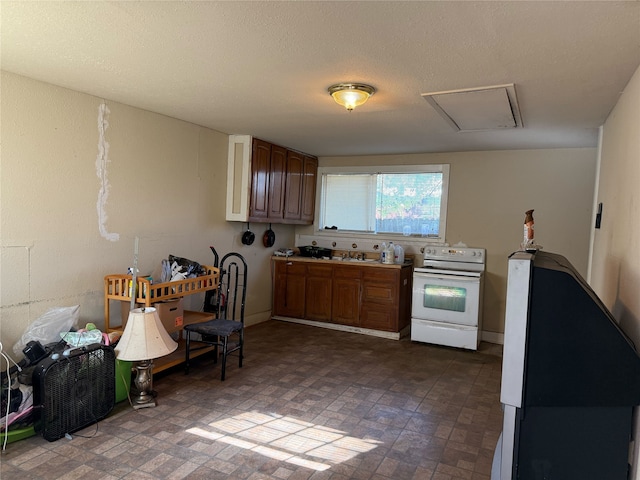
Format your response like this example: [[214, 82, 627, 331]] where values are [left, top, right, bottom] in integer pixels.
[[318, 164, 449, 240]]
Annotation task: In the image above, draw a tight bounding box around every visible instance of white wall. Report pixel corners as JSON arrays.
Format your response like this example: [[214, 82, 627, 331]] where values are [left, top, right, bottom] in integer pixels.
[[0, 72, 292, 357], [588, 65, 640, 479], [305, 148, 598, 337]]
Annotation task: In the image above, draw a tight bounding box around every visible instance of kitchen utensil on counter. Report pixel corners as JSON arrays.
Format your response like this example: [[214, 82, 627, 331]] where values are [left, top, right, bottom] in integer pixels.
[[298, 246, 332, 258], [263, 224, 275, 247], [241, 223, 255, 245]]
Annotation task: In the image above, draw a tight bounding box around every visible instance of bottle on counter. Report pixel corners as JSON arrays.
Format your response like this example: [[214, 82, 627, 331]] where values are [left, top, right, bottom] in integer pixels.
[[394, 244, 404, 264], [380, 242, 387, 263], [384, 242, 395, 264]]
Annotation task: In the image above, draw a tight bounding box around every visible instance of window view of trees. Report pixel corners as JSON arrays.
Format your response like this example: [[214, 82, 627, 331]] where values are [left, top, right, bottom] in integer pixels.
[[376, 173, 443, 236], [320, 168, 446, 237]]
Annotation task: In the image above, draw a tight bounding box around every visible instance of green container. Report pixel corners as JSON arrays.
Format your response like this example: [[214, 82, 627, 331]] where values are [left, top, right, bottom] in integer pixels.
[[0, 425, 36, 444], [115, 359, 132, 403]]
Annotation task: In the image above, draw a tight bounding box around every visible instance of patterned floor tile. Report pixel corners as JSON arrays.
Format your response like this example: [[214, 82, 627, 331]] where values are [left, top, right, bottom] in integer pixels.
[[1, 320, 503, 479]]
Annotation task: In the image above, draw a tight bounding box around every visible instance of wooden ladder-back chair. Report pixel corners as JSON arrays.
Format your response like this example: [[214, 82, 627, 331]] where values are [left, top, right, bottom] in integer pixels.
[[184, 252, 247, 380]]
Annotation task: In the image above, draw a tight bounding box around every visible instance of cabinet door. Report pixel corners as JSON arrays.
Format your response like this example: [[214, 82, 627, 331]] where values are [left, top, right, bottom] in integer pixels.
[[360, 305, 396, 332], [332, 266, 361, 326], [283, 150, 304, 221], [273, 262, 306, 318], [249, 138, 271, 221], [306, 264, 332, 321], [300, 155, 318, 224], [268, 145, 287, 220]]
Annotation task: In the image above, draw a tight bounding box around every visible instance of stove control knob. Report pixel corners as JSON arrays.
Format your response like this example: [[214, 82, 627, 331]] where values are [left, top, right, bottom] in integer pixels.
[[472, 251, 477, 256]]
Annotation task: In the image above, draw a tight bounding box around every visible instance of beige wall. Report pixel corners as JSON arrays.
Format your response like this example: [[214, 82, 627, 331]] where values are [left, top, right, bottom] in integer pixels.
[[588, 64, 640, 480], [0, 72, 292, 356], [313, 148, 597, 337], [590, 64, 640, 335], [0, 71, 600, 356]]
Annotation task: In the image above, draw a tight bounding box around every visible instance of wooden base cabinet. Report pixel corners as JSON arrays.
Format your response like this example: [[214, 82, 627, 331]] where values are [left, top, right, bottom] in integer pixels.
[[332, 266, 361, 326], [305, 264, 333, 321], [273, 261, 306, 318], [361, 269, 397, 331], [272, 258, 412, 334], [360, 267, 412, 332]]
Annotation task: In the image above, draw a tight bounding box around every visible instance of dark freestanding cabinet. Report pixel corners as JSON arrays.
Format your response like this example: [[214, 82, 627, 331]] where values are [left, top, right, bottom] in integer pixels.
[[493, 251, 640, 479]]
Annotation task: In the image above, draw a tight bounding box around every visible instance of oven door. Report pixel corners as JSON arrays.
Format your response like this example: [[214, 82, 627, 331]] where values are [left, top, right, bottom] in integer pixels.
[[412, 270, 481, 326]]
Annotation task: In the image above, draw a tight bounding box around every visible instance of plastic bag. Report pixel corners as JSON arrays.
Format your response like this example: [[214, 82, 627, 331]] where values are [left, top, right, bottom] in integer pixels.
[[168, 255, 205, 278], [12, 305, 80, 357], [60, 329, 102, 347]]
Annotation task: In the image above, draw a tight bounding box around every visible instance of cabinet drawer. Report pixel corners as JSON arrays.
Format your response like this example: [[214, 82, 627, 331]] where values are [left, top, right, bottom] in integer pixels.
[[366, 269, 397, 282], [307, 264, 333, 277], [362, 282, 397, 303], [333, 265, 362, 279], [275, 262, 307, 276]]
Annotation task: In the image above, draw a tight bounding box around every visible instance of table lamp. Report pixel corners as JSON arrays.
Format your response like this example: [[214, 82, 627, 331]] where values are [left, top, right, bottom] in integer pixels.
[[115, 307, 178, 409]]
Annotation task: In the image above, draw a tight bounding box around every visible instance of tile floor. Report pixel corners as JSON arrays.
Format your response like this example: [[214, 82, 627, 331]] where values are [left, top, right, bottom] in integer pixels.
[[1, 320, 504, 480]]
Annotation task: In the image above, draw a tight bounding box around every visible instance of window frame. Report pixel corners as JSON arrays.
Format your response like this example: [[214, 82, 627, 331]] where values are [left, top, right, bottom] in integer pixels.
[[314, 164, 449, 242]]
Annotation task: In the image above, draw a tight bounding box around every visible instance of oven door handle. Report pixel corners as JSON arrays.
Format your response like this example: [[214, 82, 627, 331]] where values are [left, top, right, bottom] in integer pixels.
[[413, 272, 480, 283]]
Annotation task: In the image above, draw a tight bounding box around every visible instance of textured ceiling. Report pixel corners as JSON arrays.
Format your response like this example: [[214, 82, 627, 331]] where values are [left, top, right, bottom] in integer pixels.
[[2, 1, 639, 157]]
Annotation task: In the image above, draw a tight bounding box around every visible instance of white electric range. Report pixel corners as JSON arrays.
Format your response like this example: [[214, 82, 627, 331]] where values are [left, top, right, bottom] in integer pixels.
[[411, 246, 486, 350]]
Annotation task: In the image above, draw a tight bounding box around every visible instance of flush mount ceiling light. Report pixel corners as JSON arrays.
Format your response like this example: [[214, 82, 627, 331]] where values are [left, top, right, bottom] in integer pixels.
[[328, 83, 376, 111]]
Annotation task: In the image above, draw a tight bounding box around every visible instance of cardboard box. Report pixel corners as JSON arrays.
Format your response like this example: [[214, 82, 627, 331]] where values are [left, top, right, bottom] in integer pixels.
[[153, 298, 184, 334]]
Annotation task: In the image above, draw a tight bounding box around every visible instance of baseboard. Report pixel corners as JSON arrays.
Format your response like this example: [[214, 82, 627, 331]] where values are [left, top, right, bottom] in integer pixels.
[[245, 310, 272, 328], [272, 316, 405, 340], [249, 312, 504, 345], [482, 330, 504, 345]]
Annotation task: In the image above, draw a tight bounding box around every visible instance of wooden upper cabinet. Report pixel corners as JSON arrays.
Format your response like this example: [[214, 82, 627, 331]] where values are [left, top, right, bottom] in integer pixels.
[[268, 145, 287, 220], [301, 156, 318, 224], [284, 151, 318, 224], [227, 135, 317, 224], [284, 150, 304, 221], [249, 140, 286, 222], [249, 138, 271, 221]]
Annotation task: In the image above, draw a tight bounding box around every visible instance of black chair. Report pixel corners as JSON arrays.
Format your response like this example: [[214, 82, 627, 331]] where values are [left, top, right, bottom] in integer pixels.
[[184, 252, 247, 380]]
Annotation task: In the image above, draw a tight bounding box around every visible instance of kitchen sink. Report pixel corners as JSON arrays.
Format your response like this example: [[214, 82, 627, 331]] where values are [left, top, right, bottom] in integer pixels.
[[331, 256, 378, 263]]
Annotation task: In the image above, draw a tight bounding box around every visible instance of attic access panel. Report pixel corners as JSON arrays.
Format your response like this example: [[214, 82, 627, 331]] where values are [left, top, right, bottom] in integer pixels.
[[422, 84, 522, 132]]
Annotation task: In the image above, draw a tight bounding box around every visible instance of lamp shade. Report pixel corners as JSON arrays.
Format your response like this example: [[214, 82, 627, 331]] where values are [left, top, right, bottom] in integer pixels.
[[115, 307, 178, 361], [328, 83, 376, 111]]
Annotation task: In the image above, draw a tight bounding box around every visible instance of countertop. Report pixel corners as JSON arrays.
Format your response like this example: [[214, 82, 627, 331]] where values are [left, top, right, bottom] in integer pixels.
[[271, 255, 414, 268]]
